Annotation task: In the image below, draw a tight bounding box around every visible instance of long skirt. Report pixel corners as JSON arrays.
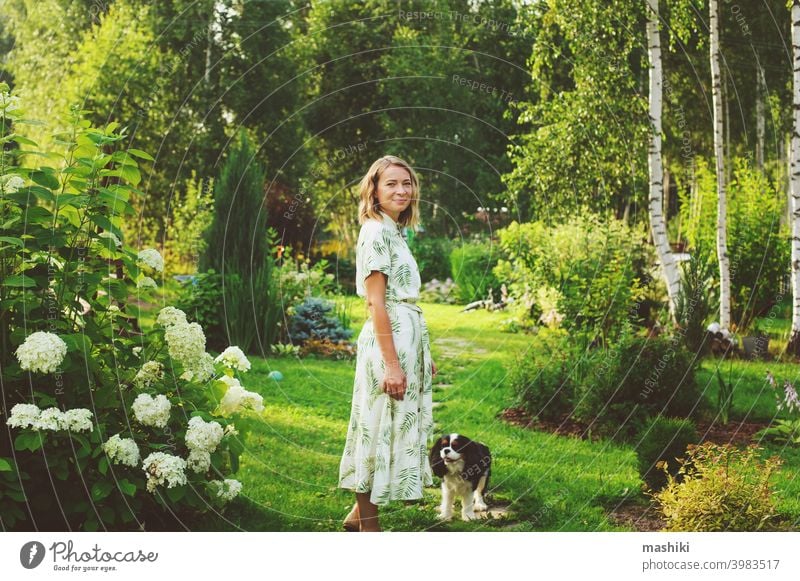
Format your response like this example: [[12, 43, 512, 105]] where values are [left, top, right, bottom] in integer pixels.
[[338, 301, 434, 506]]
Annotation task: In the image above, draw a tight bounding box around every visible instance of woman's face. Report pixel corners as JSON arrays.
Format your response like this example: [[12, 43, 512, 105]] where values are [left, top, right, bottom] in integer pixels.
[[374, 164, 412, 218]]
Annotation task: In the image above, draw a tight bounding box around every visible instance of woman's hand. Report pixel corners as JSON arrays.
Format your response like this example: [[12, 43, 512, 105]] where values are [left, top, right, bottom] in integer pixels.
[[383, 361, 407, 400], [431, 359, 438, 377]]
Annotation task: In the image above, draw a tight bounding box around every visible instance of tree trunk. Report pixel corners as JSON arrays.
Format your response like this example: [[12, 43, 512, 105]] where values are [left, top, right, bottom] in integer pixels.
[[646, 0, 680, 321], [710, 0, 732, 330], [788, 0, 800, 355], [756, 58, 766, 170]]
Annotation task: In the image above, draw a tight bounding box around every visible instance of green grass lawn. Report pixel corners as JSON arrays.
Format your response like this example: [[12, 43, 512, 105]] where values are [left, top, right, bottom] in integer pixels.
[[186, 302, 800, 532]]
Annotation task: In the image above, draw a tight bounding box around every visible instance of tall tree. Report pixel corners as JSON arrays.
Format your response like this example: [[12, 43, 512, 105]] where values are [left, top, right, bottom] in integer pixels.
[[710, 0, 732, 330], [646, 0, 680, 320], [789, 0, 800, 354]]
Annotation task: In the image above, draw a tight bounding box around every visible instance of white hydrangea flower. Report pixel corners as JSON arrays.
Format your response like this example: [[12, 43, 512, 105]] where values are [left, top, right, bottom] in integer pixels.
[[33, 407, 66, 431], [132, 346, 143, 357], [187, 449, 211, 474], [15, 331, 68, 374], [6, 403, 41, 429], [224, 423, 239, 437], [218, 381, 264, 416], [131, 393, 171, 428], [137, 248, 164, 273], [185, 416, 224, 453], [97, 231, 122, 248], [0, 174, 25, 194], [156, 306, 187, 328], [63, 408, 93, 432], [137, 276, 157, 289], [134, 360, 164, 389], [142, 452, 187, 493], [103, 434, 141, 467], [214, 346, 251, 372], [209, 479, 242, 502], [165, 321, 206, 367], [180, 352, 215, 383]]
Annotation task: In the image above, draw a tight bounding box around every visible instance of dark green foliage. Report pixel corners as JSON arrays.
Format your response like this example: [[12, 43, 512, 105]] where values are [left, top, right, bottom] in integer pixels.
[[573, 326, 704, 441], [635, 417, 699, 491], [408, 236, 453, 282], [509, 329, 586, 422], [194, 129, 281, 354], [288, 297, 354, 345], [675, 244, 717, 353], [177, 270, 225, 350], [450, 241, 502, 303]]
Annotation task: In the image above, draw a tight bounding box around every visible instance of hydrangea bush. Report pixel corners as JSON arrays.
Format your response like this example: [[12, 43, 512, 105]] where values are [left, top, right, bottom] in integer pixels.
[[0, 84, 262, 530]]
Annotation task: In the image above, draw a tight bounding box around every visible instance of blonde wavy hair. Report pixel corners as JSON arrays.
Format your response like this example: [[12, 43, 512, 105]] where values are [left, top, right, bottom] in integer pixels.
[[357, 155, 421, 228]]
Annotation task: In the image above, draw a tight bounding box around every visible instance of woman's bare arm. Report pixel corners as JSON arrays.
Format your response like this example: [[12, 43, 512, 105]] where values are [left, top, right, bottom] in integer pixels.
[[364, 270, 406, 399]]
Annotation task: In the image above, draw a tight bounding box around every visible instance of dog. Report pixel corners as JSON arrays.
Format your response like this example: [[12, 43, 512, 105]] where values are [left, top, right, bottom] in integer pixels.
[[429, 433, 492, 521]]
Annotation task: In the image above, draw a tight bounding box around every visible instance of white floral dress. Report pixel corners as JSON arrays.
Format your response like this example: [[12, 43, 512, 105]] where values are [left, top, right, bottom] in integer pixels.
[[338, 212, 434, 506]]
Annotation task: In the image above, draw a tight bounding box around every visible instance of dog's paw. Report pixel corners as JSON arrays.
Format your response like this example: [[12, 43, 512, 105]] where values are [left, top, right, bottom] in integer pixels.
[[461, 511, 478, 521], [473, 500, 488, 512], [437, 507, 453, 521]]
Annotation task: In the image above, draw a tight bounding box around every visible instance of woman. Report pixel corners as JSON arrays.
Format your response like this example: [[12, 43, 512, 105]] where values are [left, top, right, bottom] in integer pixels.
[[338, 155, 438, 532]]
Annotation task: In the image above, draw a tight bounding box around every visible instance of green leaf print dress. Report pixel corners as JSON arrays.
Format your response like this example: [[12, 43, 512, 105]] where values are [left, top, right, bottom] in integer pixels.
[[338, 211, 435, 506]]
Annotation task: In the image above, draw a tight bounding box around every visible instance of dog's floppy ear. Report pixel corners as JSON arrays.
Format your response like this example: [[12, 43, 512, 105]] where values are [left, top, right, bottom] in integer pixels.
[[461, 441, 491, 488], [429, 437, 446, 478]]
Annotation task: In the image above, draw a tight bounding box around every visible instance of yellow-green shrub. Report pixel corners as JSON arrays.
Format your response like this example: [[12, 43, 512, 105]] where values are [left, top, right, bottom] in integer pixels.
[[650, 442, 785, 531]]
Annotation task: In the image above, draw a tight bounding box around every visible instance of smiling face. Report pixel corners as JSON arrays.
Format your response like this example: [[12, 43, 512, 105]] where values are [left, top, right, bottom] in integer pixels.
[[374, 164, 413, 221]]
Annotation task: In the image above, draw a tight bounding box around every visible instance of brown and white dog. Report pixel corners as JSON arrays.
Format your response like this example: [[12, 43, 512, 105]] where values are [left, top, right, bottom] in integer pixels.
[[429, 433, 492, 521]]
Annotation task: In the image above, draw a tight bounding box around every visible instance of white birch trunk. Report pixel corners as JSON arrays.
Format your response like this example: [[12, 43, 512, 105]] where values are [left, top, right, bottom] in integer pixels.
[[756, 59, 766, 170], [789, 1, 800, 347], [646, 0, 680, 320], [710, 0, 732, 330]]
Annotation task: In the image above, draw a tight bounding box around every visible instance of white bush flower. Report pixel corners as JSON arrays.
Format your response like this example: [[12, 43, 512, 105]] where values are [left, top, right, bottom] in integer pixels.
[[103, 434, 141, 467], [15, 331, 68, 374], [0, 174, 25, 194], [215, 346, 251, 372], [209, 479, 242, 502], [142, 452, 187, 493], [33, 407, 65, 431], [165, 322, 206, 367], [134, 360, 164, 389], [137, 248, 164, 272], [185, 416, 224, 453], [218, 381, 264, 416], [132, 346, 143, 357], [6, 403, 41, 429], [180, 352, 215, 383], [156, 306, 187, 328], [63, 408, 93, 432], [131, 393, 171, 428], [187, 449, 211, 474], [137, 276, 157, 289]]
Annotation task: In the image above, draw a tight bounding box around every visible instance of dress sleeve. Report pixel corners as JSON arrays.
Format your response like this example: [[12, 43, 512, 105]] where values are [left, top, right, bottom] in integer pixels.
[[358, 224, 393, 295]]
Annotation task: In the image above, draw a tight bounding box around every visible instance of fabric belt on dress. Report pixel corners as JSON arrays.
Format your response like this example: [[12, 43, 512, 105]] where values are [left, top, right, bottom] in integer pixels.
[[386, 298, 422, 313]]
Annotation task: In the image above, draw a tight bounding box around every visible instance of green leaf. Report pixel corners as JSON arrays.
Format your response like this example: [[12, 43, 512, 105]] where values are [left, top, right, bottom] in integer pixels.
[[0, 236, 24, 248], [126, 148, 154, 161], [3, 274, 36, 288], [91, 480, 114, 501], [29, 169, 60, 190], [118, 479, 137, 497], [98, 456, 109, 475], [165, 485, 186, 502], [0, 457, 13, 472]]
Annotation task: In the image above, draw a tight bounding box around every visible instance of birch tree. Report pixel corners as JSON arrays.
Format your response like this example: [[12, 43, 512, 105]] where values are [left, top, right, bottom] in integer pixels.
[[646, 0, 681, 321], [789, 0, 800, 354], [710, 0, 732, 330]]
